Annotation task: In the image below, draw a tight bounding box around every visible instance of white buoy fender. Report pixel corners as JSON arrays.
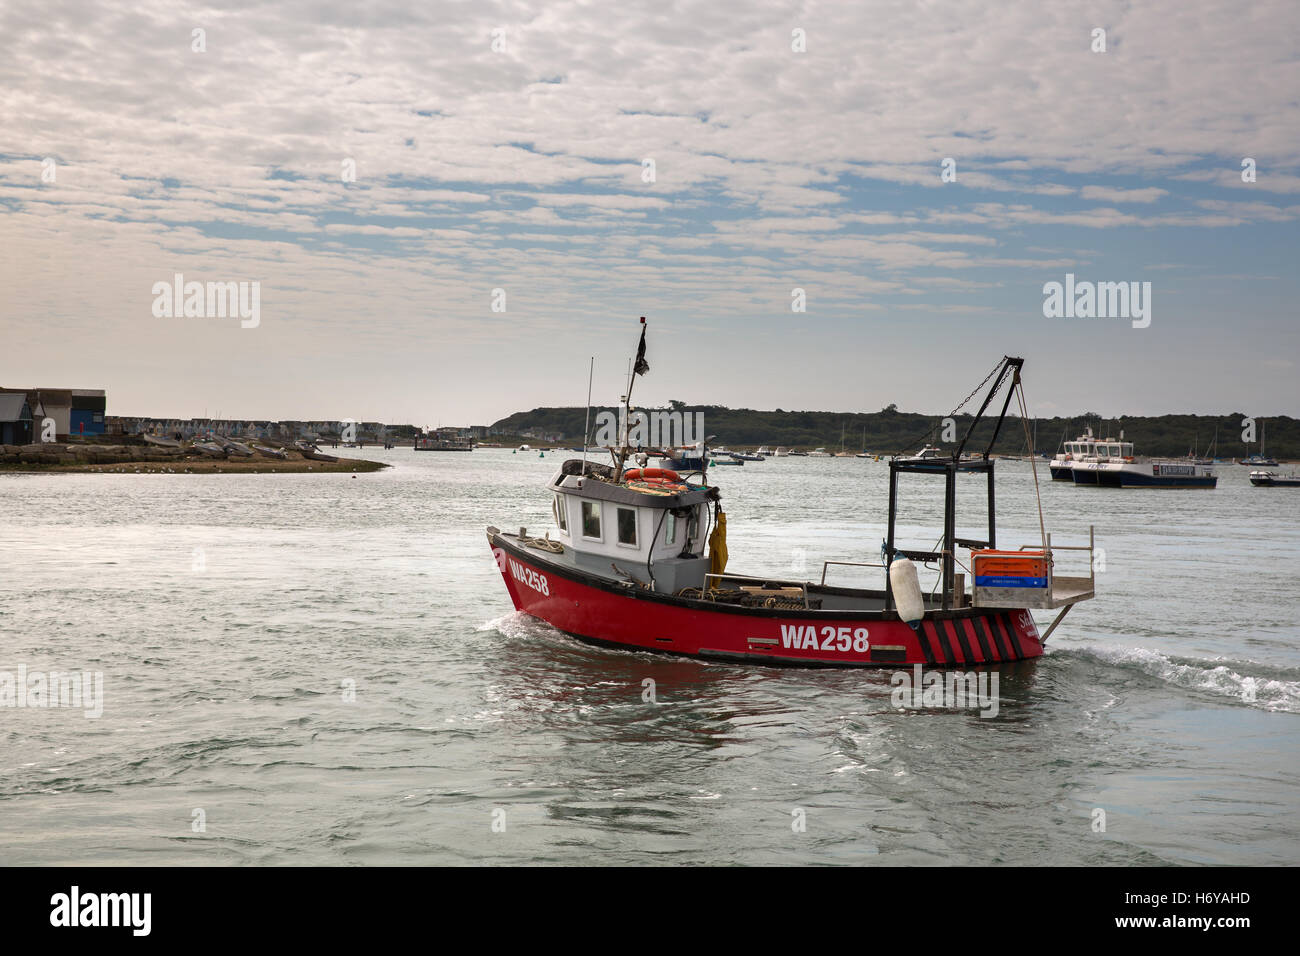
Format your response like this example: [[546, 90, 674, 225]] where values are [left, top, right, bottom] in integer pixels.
[[889, 557, 925, 627]]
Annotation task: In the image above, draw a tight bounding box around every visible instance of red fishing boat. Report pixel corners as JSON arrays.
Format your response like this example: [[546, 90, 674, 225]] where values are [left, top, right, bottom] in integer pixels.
[[487, 319, 1095, 667]]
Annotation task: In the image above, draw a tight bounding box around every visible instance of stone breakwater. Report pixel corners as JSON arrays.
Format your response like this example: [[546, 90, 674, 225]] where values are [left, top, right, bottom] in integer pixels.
[[0, 443, 387, 473], [3, 443, 174, 466]]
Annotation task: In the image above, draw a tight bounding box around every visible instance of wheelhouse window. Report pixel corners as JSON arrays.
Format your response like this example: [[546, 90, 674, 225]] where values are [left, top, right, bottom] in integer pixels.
[[617, 507, 637, 546], [554, 494, 568, 533], [581, 501, 602, 540]]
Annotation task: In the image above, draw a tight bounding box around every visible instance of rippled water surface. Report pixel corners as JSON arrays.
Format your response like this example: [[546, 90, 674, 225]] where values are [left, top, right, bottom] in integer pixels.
[[2, 450, 1297, 865]]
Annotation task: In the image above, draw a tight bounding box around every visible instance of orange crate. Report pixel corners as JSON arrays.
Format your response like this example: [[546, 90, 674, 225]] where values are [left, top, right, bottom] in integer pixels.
[[972, 550, 1047, 578]]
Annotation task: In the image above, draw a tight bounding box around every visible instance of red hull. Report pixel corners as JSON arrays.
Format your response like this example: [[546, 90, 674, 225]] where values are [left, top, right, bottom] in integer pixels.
[[489, 534, 1043, 668]]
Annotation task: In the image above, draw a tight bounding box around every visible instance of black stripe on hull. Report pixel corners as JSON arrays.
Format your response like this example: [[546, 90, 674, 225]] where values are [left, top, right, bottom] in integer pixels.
[[970, 616, 996, 661], [947, 618, 974, 664], [913, 623, 936, 665], [985, 615, 1012, 660], [930, 619, 956, 663], [997, 613, 1026, 659]]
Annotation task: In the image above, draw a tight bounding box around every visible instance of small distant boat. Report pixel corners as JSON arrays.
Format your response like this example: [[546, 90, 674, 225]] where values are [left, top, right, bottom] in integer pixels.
[[730, 451, 764, 461], [252, 444, 288, 459], [1250, 471, 1300, 487], [807, 447, 832, 458], [518, 444, 532, 452], [709, 457, 743, 466], [657, 445, 708, 471], [787, 448, 808, 457], [415, 437, 474, 451], [191, 441, 226, 457], [1241, 419, 1278, 466], [756, 446, 773, 457], [222, 439, 255, 457], [772, 446, 790, 457], [895, 444, 947, 463], [142, 434, 181, 449], [296, 441, 339, 462]]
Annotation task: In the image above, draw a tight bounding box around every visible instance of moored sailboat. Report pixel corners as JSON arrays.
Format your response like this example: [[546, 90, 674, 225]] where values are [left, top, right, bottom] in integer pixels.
[[1241, 418, 1278, 466]]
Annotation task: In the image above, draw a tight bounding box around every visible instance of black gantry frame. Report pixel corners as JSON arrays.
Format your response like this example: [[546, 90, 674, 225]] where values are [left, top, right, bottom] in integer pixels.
[[884, 357, 1024, 613]]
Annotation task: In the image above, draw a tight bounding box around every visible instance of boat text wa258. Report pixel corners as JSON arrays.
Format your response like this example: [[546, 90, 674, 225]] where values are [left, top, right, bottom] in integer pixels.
[[487, 319, 1096, 667]]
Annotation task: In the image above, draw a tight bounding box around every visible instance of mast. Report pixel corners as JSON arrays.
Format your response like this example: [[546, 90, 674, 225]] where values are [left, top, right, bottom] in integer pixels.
[[580, 356, 594, 475], [612, 316, 648, 481]]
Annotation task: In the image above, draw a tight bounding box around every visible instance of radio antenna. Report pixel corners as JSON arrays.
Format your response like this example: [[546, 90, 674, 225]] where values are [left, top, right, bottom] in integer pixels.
[[581, 356, 594, 475]]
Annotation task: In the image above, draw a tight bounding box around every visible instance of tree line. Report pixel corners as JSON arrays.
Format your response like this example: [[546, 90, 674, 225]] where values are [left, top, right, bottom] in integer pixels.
[[491, 403, 1298, 459]]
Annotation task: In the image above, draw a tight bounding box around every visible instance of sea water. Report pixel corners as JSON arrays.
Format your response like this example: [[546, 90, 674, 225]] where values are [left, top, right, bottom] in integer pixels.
[[1, 450, 1296, 865]]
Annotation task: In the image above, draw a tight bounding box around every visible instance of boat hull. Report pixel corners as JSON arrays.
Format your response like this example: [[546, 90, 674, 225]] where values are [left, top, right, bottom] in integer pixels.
[[1099, 472, 1217, 488], [662, 456, 706, 470], [1094, 462, 1217, 488], [488, 532, 1043, 668]]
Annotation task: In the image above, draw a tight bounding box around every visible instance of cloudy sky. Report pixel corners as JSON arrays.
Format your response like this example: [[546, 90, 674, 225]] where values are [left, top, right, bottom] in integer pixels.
[[2, 0, 1297, 426]]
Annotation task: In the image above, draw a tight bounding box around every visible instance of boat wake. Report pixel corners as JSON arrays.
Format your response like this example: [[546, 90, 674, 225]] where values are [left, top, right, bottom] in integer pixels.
[[1058, 644, 1300, 714], [477, 611, 554, 641]]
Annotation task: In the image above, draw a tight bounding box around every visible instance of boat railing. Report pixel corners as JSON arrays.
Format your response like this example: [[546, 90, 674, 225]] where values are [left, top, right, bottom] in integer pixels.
[[704, 572, 810, 609], [819, 560, 886, 587]]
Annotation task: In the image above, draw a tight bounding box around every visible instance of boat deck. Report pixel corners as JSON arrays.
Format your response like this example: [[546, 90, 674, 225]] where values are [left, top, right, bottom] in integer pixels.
[[503, 532, 962, 614]]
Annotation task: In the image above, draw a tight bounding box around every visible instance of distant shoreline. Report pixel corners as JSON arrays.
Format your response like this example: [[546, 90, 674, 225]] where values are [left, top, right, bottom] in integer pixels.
[[0, 460, 388, 474], [0, 443, 388, 474]]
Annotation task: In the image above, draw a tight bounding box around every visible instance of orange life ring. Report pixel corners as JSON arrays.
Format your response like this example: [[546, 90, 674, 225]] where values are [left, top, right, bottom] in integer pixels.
[[624, 467, 681, 483]]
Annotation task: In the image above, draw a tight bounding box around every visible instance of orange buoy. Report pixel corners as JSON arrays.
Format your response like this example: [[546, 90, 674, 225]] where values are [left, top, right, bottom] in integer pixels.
[[624, 467, 680, 484]]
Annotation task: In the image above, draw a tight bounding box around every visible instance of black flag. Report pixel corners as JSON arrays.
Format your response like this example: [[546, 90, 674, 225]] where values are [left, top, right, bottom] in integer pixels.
[[633, 317, 649, 376]]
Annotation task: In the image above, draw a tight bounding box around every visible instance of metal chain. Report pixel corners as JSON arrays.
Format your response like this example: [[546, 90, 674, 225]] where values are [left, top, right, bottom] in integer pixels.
[[895, 357, 1008, 456]]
